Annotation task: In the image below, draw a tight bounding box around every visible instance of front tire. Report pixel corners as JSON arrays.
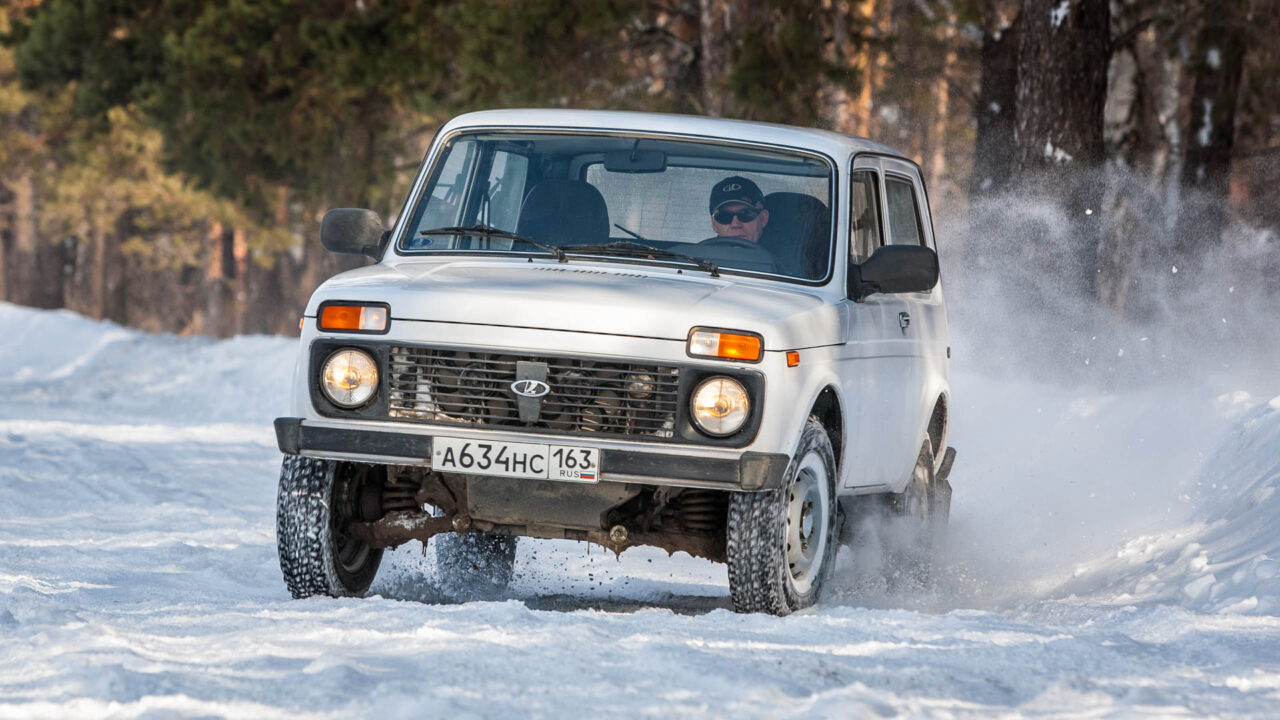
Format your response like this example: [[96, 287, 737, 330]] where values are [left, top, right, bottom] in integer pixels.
[[727, 416, 839, 615], [276, 456, 383, 598]]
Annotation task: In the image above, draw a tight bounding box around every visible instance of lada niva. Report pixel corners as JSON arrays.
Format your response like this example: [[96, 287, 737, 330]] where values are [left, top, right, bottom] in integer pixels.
[[274, 109, 956, 615]]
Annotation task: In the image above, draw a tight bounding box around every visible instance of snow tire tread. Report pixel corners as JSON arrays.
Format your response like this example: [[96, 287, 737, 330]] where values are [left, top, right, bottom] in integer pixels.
[[727, 416, 839, 616], [276, 455, 381, 599]]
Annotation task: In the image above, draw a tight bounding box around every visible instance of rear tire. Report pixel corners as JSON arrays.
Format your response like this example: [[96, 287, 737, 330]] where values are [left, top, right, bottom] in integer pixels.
[[435, 532, 518, 601], [886, 435, 949, 578], [276, 456, 383, 598], [727, 416, 839, 615]]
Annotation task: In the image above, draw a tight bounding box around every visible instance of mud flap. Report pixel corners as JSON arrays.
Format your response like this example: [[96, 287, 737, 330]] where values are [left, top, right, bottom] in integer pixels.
[[937, 447, 957, 483]]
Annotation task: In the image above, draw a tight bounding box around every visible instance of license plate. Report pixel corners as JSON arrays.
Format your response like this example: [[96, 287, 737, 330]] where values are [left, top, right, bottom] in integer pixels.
[[431, 436, 600, 483]]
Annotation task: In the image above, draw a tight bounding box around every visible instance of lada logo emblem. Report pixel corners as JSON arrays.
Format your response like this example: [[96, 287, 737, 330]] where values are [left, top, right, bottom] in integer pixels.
[[510, 379, 551, 398], [723, 182, 741, 191]]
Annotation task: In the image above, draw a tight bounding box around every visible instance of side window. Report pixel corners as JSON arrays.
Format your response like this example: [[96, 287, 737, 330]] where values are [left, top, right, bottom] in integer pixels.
[[885, 176, 924, 246], [420, 141, 474, 232], [849, 170, 883, 263]]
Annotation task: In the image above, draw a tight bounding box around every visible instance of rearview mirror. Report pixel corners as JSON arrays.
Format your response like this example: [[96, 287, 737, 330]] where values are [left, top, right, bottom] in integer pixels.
[[849, 245, 939, 301], [321, 208, 388, 259], [603, 149, 667, 173]]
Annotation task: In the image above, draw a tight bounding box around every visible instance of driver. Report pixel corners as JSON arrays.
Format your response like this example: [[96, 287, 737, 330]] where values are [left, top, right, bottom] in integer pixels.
[[709, 176, 769, 243]]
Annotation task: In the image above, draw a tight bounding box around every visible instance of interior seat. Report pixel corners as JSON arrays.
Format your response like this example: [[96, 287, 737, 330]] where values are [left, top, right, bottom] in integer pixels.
[[758, 192, 831, 280], [515, 180, 610, 246]]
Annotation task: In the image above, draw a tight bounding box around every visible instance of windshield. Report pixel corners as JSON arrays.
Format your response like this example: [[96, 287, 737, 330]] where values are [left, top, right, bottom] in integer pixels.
[[397, 131, 835, 282]]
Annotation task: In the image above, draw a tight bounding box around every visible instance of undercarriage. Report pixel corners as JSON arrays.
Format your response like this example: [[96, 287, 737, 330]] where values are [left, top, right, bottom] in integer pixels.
[[341, 464, 731, 562]]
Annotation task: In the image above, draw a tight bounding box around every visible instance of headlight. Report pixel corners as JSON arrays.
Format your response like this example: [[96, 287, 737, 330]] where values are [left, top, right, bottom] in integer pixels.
[[690, 376, 750, 437], [321, 348, 379, 408]]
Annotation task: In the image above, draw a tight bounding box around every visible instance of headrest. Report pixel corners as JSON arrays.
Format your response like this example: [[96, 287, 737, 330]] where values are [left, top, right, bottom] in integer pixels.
[[759, 192, 831, 279], [516, 180, 610, 246]]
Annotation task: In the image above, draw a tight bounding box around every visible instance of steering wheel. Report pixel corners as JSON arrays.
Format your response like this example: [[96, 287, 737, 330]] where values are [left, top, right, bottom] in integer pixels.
[[699, 235, 761, 250]]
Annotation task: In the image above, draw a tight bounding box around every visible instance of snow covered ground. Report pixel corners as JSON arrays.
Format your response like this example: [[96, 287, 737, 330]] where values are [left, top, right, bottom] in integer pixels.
[[3, 301, 1280, 718]]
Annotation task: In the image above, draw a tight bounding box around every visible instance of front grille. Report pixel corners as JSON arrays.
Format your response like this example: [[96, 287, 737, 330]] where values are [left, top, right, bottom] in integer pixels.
[[387, 346, 681, 439]]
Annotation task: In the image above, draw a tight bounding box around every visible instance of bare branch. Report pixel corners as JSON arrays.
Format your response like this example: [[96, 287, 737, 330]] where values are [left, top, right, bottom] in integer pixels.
[[1111, 17, 1154, 56]]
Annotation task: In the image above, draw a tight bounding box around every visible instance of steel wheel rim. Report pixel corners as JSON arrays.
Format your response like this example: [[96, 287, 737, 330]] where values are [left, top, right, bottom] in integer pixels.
[[785, 452, 829, 594], [335, 533, 371, 574], [330, 463, 373, 575]]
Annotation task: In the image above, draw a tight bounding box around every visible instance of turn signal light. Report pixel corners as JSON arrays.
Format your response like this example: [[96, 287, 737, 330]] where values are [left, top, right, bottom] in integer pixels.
[[318, 303, 390, 333], [687, 328, 763, 363]]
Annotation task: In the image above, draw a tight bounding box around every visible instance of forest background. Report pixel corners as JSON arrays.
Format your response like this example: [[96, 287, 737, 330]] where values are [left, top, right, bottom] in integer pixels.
[[0, 0, 1275, 339]]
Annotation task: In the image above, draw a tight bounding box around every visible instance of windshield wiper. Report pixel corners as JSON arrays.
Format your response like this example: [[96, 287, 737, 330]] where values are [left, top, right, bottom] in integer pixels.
[[560, 240, 720, 278], [418, 225, 566, 262], [613, 223, 651, 243]]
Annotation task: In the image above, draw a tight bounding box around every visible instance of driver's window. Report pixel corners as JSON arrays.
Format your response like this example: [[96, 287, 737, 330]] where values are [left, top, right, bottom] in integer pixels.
[[406, 140, 477, 250], [850, 170, 883, 263], [420, 142, 473, 233]]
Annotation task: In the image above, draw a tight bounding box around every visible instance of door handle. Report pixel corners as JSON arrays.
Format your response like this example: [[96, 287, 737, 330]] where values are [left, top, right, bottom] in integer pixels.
[[898, 311, 911, 332]]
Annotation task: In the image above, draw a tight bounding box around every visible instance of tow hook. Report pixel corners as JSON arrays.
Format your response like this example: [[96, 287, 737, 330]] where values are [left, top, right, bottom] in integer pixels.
[[609, 525, 629, 545]]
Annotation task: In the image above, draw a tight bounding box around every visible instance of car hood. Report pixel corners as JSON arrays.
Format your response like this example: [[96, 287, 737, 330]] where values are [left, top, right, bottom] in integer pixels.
[[306, 259, 842, 349]]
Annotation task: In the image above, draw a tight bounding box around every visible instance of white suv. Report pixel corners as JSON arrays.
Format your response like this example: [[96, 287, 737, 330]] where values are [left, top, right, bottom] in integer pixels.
[[274, 109, 955, 615]]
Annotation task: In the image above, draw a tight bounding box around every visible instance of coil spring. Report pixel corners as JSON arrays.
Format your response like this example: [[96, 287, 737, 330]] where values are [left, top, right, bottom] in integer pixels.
[[381, 474, 420, 513], [674, 490, 728, 532]]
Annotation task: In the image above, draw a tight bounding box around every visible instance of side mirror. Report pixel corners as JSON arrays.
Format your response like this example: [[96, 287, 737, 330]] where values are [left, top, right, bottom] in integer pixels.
[[849, 245, 939, 301], [321, 208, 388, 259]]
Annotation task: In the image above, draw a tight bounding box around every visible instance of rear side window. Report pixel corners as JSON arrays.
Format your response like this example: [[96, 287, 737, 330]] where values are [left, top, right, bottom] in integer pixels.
[[885, 177, 924, 246], [849, 170, 883, 263]]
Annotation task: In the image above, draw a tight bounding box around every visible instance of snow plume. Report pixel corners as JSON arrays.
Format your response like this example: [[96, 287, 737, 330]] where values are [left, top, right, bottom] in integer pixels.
[[947, 165, 1280, 391], [852, 163, 1280, 615]]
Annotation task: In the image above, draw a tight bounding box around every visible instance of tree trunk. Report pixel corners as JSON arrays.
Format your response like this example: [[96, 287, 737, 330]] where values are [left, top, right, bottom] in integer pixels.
[[1177, 0, 1249, 255], [64, 226, 102, 319], [847, 0, 878, 137], [1013, 0, 1110, 297], [1014, 0, 1109, 170], [100, 226, 125, 325], [864, 0, 892, 139], [970, 3, 1021, 198], [823, 0, 853, 133], [698, 0, 742, 117], [0, 182, 10, 301], [9, 170, 40, 307], [927, 7, 958, 200]]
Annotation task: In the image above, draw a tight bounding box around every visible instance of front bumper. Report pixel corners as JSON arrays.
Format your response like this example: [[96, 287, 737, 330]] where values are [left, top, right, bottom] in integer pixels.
[[274, 417, 789, 491]]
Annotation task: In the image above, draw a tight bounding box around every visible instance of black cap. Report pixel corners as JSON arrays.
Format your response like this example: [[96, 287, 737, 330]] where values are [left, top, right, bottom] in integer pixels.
[[709, 176, 764, 214]]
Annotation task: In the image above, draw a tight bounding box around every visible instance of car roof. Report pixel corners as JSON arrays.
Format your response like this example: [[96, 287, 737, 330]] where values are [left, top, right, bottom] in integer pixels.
[[440, 109, 906, 163]]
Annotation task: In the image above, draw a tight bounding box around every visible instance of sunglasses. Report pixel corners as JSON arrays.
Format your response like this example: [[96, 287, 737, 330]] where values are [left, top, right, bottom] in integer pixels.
[[713, 207, 762, 224]]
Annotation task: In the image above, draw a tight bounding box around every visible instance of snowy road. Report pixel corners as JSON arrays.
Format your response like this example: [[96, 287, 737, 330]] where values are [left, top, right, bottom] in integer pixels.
[[3, 304, 1280, 718]]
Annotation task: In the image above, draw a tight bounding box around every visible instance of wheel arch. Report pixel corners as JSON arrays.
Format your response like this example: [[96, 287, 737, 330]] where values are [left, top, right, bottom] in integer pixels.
[[808, 385, 844, 474], [926, 391, 949, 459]]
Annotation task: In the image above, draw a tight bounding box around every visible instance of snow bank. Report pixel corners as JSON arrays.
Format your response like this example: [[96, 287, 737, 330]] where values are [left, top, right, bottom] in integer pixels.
[[1056, 396, 1280, 614], [0, 302, 294, 425]]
